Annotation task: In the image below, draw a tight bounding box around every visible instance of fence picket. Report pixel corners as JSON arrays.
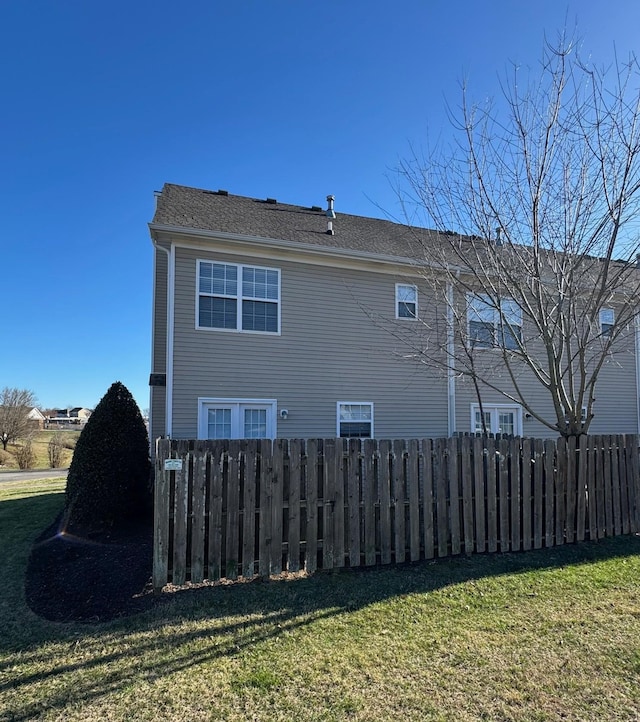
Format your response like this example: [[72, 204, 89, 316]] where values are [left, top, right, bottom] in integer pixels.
[[393, 439, 406, 563], [306, 439, 319, 573], [576, 435, 587, 542], [408, 439, 421, 562], [379, 440, 393, 565], [347, 439, 361, 567], [486, 438, 498, 553], [521, 439, 532, 552], [565, 436, 577, 543], [434, 438, 448, 557], [287, 439, 302, 572], [422, 439, 435, 559], [363, 439, 377, 566], [333, 438, 346, 568], [225, 442, 240, 580], [618, 436, 630, 535], [460, 436, 474, 555], [271, 439, 286, 574], [322, 438, 335, 569], [172, 441, 190, 586], [533, 439, 543, 549], [153, 439, 171, 591], [555, 438, 566, 546], [472, 436, 485, 554], [242, 440, 258, 578], [543, 439, 555, 547], [585, 436, 597, 541], [498, 439, 510, 552], [510, 439, 521, 552], [258, 440, 273, 577], [448, 437, 461, 556], [610, 436, 622, 536], [191, 442, 208, 583]]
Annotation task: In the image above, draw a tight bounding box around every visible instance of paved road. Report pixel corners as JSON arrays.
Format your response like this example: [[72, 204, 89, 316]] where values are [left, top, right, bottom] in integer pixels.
[[0, 468, 68, 483]]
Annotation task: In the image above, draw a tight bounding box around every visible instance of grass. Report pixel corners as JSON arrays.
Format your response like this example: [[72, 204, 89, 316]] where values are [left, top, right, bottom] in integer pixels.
[[2, 478, 640, 721], [0, 429, 78, 470]]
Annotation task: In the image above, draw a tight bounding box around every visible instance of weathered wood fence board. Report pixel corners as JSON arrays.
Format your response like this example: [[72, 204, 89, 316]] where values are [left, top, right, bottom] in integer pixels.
[[153, 434, 640, 591]]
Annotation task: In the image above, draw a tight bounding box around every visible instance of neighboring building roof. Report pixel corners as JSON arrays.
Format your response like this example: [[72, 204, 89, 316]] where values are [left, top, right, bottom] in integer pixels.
[[150, 183, 441, 262], [27, 407, 45, 420]]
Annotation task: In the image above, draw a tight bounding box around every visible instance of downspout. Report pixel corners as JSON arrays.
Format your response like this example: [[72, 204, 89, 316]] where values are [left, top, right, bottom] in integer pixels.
[[151, 237, 175, 439], [447, 282, 456, 436], [635, 314, 640, 434]]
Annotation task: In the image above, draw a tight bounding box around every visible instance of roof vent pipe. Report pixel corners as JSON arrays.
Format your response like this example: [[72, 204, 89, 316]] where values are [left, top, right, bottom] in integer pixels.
[[495, 227, 503, 246], [326, 194, 336, 235]]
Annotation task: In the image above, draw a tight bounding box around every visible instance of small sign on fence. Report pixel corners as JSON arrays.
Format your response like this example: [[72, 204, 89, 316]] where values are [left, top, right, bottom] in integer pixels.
[[163, 458, 183, 471]]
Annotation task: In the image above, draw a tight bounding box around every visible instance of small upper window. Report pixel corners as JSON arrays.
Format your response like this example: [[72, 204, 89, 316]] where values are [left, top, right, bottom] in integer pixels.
[[600, 308, 614, 337], [197, 260, 280, 333], [468, 293, 522, 350], [337, 402, 373, 438], [396, 284, 417, 319]]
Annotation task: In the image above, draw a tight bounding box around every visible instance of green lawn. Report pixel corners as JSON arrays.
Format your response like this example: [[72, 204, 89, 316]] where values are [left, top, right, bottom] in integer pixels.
[[0, 429, 78, 470], [2, 478, 640, 721]]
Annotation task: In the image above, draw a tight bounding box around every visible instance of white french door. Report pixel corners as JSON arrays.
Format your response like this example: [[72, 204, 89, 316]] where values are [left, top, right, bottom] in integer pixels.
[[471, 404, 522, 436], [198, 398, 277, 439]]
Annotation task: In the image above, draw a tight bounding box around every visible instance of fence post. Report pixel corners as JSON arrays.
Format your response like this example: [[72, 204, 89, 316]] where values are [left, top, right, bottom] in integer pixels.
[[153, 438, 172, 592]]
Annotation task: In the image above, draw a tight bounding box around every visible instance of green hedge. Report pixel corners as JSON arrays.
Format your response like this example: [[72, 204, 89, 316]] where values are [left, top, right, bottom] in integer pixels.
[[65, 381, 151, 529]]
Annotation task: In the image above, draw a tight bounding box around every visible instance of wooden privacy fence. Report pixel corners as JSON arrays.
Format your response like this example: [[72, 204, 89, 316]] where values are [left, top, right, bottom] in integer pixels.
[[153, 435, 640, 591]]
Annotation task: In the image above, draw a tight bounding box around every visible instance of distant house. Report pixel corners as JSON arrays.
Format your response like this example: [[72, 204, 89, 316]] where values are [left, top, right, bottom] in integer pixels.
[[46, 407, 92, 428], [26, 407, 45, 431], [70, 407, 92, 421]]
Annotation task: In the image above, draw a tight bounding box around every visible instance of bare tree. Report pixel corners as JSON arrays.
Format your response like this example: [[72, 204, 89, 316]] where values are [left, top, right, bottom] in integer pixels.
[[0, 387, 37, 450], [395, 36, 640, 438]]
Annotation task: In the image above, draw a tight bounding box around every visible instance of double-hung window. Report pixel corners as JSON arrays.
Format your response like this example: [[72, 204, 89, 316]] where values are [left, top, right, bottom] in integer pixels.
[[197, 260, 280, 333], [468, 293, 522, 350], [599, 308, 614, 337], [396, 283, 418, 319], [337, 402, 374, 438]]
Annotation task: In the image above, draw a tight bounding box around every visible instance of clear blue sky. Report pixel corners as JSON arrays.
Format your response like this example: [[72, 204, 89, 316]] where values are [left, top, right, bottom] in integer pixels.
[[2, 0, 639, 412]]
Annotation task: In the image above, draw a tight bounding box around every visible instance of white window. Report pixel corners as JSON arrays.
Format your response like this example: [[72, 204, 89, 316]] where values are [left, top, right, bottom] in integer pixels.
[[396, 283, 417, 319], [197, 260, 280, 333], [471, 404, 522, 436], [468, 293, 522, 350], [600, 308, 614, 337], [337, 402, 373, 438], [198, 398, 277, 439]]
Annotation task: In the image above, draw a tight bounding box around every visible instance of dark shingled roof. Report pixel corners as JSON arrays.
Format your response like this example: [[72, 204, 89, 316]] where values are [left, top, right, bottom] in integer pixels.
[[151, 183, 440, 261]]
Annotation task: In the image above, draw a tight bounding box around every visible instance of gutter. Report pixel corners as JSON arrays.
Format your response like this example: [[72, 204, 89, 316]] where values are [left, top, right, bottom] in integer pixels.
[[636, 314, 640, 434], [147, 222, 456, 274]]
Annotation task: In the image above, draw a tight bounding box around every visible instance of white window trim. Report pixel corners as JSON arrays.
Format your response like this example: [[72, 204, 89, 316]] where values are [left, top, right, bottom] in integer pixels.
[[395, 283, 418, 320], [196, 259, 282, 335], [336, 401, 374, 438], [467, 292, 522, 350], [197, 397, 277, 440], [470, 403, 522, 436]]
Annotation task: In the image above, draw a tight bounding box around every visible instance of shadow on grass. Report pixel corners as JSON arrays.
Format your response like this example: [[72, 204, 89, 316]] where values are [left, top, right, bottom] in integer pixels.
[[3, 486, 640, 721]]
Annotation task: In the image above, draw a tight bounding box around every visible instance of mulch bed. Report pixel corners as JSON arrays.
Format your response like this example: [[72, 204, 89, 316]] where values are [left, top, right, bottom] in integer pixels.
[[25, 515, 158, 623]]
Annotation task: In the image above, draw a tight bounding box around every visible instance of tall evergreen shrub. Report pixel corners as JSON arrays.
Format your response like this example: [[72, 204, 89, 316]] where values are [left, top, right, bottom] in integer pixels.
[[65, 381, 151, 529]]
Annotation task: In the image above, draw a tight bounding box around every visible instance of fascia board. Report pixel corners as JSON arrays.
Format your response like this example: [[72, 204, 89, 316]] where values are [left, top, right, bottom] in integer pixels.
[[148, 222, 448, 275]]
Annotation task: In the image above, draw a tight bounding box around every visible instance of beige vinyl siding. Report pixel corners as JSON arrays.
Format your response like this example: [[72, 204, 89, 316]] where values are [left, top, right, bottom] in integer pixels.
[[453, 326, 639, 438], [588, 349, 638, 434], [150, 244, 169, 443], [170, 246, 447, 439]]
